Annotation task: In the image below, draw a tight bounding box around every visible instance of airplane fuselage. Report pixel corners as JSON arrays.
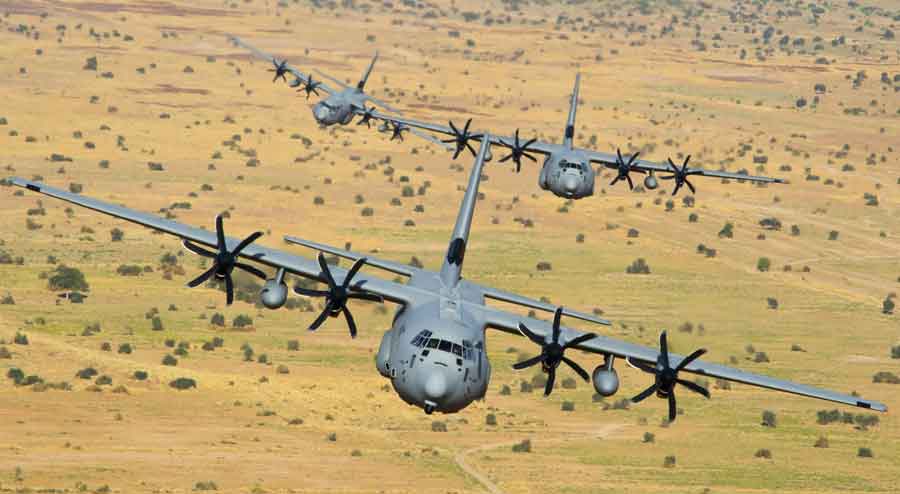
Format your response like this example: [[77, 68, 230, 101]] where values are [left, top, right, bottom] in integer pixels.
[[374, 278, 492, 414], [312, 89, 367, 126], [538, 151, 596, 199]]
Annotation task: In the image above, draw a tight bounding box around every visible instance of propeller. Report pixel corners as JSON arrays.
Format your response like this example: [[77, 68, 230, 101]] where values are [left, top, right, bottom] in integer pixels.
[[296, 75, 322, 99], [389, 121, 407, 142], [660, 155, 701, 196], [441, 119, 481, 159], [182, 215, 266, 305], [610, 148, 645, 190], [499, 129, 538, 172], [268, 59, 289, 83], [513, 307, 597, 396], [630, 331, 710, 422], [357, 106, 377, 128], [293, 253, 383, 338]]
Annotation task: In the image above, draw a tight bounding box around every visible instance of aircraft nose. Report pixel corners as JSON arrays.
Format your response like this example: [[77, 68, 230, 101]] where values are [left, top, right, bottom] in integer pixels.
[[311, 103, 326, 120], [562, 174, 579, 193], [424, 371, 447, 401]]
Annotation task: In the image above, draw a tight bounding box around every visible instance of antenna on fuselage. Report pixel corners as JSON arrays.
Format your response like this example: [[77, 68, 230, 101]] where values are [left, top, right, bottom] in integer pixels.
[[563, 73, 580, 150], [439, 136, 490, 288]]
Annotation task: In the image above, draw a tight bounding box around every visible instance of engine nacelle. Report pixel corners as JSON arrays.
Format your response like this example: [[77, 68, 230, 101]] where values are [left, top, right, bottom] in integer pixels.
[[259, 279, 288, 309], [592, 366, 620, 397], [644, 173, 659, 190]]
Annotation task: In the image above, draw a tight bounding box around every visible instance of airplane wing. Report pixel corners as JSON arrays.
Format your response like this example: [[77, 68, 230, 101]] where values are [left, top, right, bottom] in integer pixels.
[[478, 305, 887, 412], [8, 178, 418, 305], [356, 109, 560, 156], [585, 149, 786, 184], [228, 35, 336, 95]]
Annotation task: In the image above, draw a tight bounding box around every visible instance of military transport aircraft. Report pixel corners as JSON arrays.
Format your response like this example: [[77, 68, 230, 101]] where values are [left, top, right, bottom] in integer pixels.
[[356, 74, 786, 199], [8, 140, 884, 421]]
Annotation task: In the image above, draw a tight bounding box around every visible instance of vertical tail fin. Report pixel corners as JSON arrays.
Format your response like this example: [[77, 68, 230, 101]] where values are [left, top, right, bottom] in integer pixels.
[[439, 137, 491, 288], [563, 73, 581, 149], [357, 51, 378, 90]]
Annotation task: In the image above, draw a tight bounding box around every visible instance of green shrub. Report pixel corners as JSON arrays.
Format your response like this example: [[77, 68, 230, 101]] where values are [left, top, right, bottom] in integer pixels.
[[663, 455, 676, 468], [233, 314, 253, 328], [151, 316, 164, 331], [169, 377, 196, 390], [512, 439, 531, 453], [95, 375, 112, 386], [210, 312, 225, 327], [561, 401, 575, 412], [287, 339, 300, 351], [485, 413, 497, 426], [762, 410, 777, 427], [14, 332, 29, 345], [872, 371, 899, 384], [757, 257, 771, 272], [626, 258, 651, 274], [7, 368, 25, 384], [47, 265, 89, 291], [162, 354, 178, 366], [643, 432, 655, 443], [133, 370, 148, 380], [75, 367, 98, 379], [858, 447, 873, 458], [431, 421, 447, 432], [117, 343, 133, 354], [755, 448, 773, 459], [814, 436, 829, 448]]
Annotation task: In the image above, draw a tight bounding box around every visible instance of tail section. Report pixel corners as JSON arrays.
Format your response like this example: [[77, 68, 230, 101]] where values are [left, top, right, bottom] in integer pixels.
[[439, 137, 490, 288], [357, 51, 378, 90], [563, 73, 581, 149]]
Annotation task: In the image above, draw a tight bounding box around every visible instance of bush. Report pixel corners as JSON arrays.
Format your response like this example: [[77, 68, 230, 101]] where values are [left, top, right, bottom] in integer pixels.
[[767, 297, 779, 310], [828, 230, 839, 241], [116, 264, 142, 276], [883, 296, 895, 315], [872, 371, 899, 384], [233, 314, 253, 328], [814, 436, 829, 448], [95, 375, 112, 386], [858, 447, 873, 458], [47, 265, 89, 291], [536, 261, 552, 272], [257, 353, 269, 364], [100, 342, 112, 352], [75, 367, 98, 379], [754, 352, 770, 363], [757, 257, 771, 272], [162, 354, 178, 366], [626, 258, 651, 274], [561, 401, 575, 412], [133, 370, 148, 380], [718, 222, 734, 238], [151, 316, 164, 331], [194, 481, 218, 491], [561, 377, 576, 389], [761, 410, 777, 427], [754, 448, 772, 459], [0, 346, 11, 359], [511, 439, 531, 453], [663, 455, 676, 468], [7, 368, 25, 384], [287, 339, 300, 351], [14, 332, 29, 345], [642, 432, 655, 443], [210, 312, 225, 327], [431, 421, 447, 432], [110, 228, 124, 242], [277, 364, 289, 374], [499, 384, 511, 395], [486, 413, 497, 426], [1, 293, 14, 305], [169, 377, 196, 390], [891, 345, 900, 359], [688, 212, 698, 223]]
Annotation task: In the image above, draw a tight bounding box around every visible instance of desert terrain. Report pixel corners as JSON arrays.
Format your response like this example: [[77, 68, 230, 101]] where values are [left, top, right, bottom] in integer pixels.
[[0, 0, 898, 493]]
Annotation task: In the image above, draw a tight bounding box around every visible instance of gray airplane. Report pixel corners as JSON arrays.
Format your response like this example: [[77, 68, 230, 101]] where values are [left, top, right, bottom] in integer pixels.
[[8, 140, 885, 420], [229, 35, 445, 146], [229, 35, 395, 127], [358, 74, 786, 199]]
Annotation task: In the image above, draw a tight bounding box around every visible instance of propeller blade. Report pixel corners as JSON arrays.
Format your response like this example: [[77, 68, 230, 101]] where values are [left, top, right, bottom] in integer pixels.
[[544, 367, 556, 396], [675, 348, 708, 371], [685, 179, 696, 195], [344, 308, 358, 338], [676, 378, 711, 398], [523, 152, 537, 162], [668, 392, 678, 422], [631, 359, 657, 374], [632, 383, 658, 403], [517, 323, 545, 346], [561, 356, 590, 381], [610, 176, 620, 186], [512, 354, 544, 370], [659, 332, 669, 364], [627, 151, 640, 166], [234, 262, 267, 280], [186, 265, 216, 288], [232, 231, 263, 256], [498, 154, 513, 163], [215, 215, 226, 250], [671, 182, 683, 196], [225, 275, 234, 305], [343, 257, 368, 288], [309, 306, 330, 331], [563, 332, 597, 349], [551, 307, 563, 343], [625, 174, 634, 190], [317, 253, 337, 289], [347, 292, 384, 303], [293, 286, 330, 297], [183, 240, 216, 258]]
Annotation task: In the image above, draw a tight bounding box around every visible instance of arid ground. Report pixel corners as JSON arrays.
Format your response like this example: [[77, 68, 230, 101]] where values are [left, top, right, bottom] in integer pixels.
[[1, 0, 898, 493]]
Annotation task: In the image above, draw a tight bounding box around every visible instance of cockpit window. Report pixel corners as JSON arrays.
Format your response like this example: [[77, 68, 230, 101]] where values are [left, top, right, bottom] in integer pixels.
[[452, 344, 463, 357], [438, 340, 452, 352], [410, 330, 433, 348], [426, 338, 439, 349]]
